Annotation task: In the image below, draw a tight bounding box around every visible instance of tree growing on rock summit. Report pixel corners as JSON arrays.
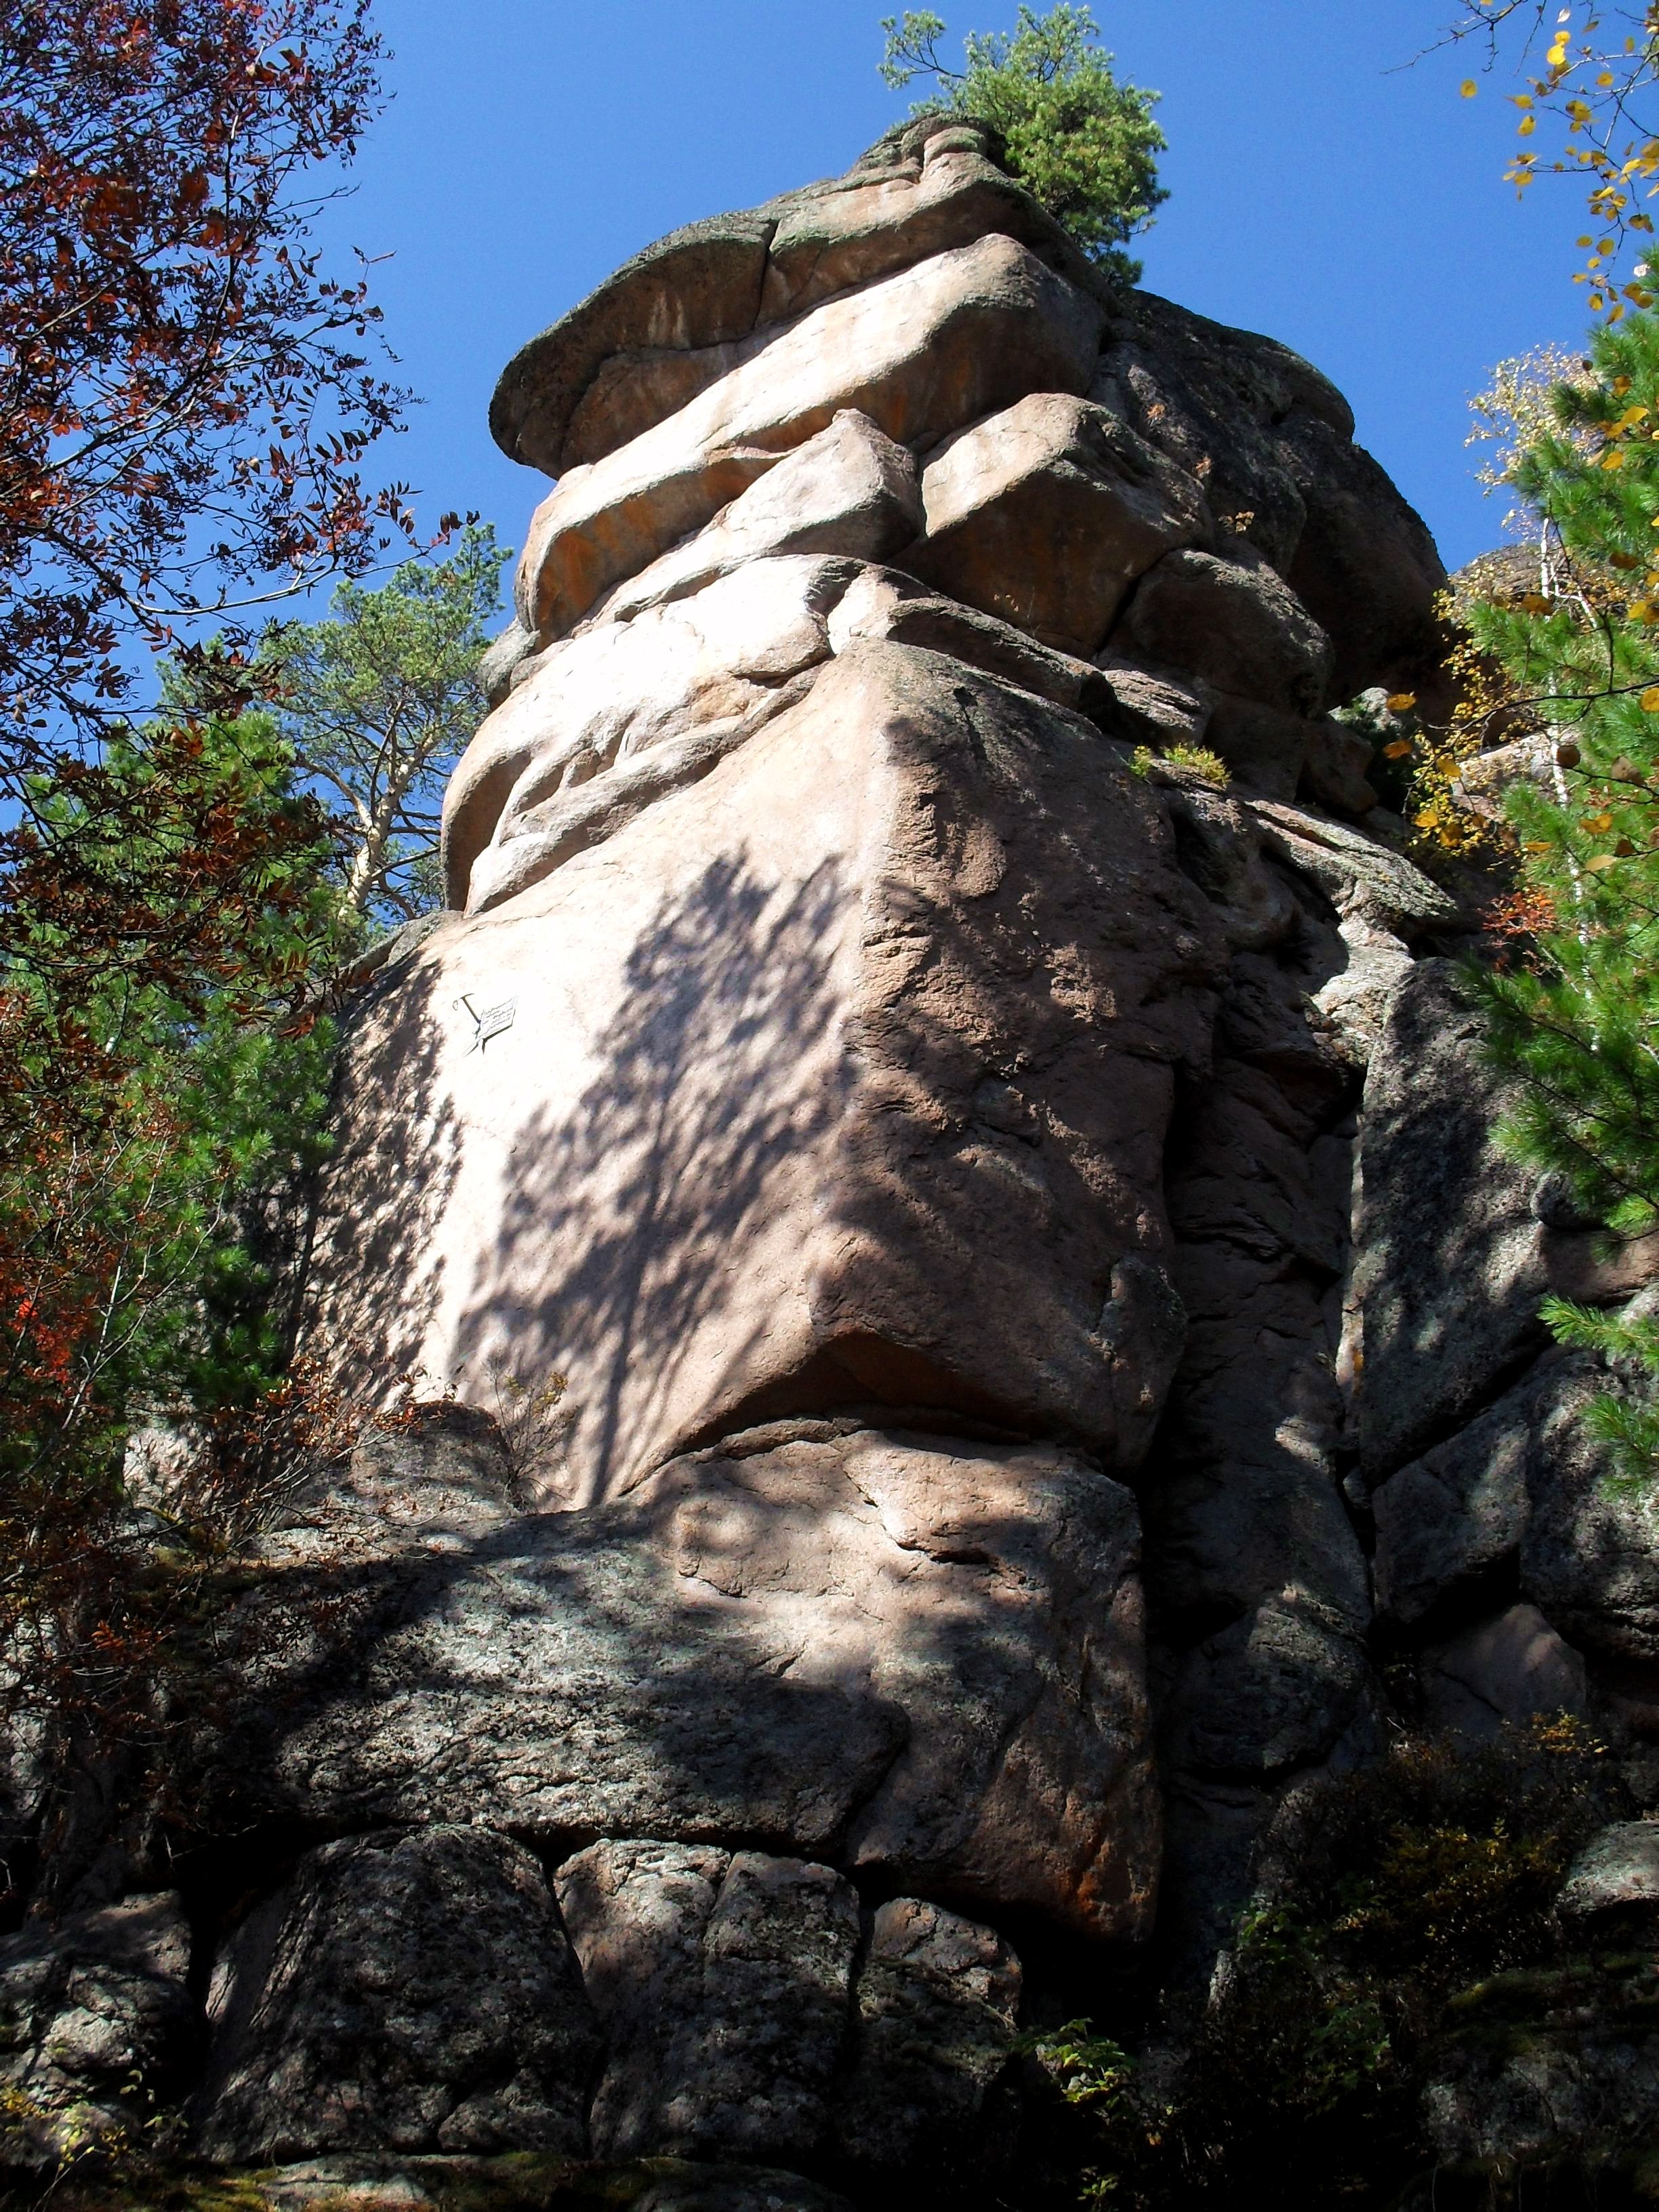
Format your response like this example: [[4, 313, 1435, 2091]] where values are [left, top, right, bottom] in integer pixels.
[[879, 3, 1166, 279]]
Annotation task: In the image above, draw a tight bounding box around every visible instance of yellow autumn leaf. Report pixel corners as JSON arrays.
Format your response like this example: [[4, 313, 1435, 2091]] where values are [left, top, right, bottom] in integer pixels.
[[1582, 811, 1615, 831], [1462, 79, 1478, 97], [1586, 853, 1621, 870], [1603, 447, 1626, 466], [1382, 739, 1412, 760], [1385, 692, 1417, 711], [1524, 840, 1554, 852], [1641, 685, 1659, 709]]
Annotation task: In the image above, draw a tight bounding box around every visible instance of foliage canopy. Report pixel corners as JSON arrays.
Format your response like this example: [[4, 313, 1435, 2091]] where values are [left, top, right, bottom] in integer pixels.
[[878, 4, 1166, 279]]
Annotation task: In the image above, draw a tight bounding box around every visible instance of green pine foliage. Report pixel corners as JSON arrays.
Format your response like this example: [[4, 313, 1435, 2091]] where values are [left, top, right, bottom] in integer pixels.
[[1460, 309, 1659, 1485], [262, 522, 508, 928], [879, 5, 1166, 279]]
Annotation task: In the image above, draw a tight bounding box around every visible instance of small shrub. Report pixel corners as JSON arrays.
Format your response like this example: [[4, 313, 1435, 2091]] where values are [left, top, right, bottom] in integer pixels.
[[1129, 743, 1230, 787]]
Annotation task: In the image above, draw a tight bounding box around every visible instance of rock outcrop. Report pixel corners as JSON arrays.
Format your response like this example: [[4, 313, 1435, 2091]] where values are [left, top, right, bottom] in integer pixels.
[[14, 111, 1659, 2212]]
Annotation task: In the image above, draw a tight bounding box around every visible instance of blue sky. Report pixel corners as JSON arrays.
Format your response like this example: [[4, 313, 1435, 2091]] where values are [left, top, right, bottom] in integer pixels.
[[319, 0, 1598, 589]]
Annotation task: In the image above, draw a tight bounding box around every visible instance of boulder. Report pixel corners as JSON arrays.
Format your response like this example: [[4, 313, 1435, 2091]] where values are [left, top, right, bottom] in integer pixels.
[[197, 1424, 1158, 1943], [1353, 962, 1551, 1479], [316, 644, 1223, 1492], [1245, 800, 1458, 940], [825, 565, 1116, 722], [514, 233, 1103, 641], [1372, 1366, 1538, 1627], [1091, 658, 1218, 750], [1557, 1822, 1659, 1925], [0, 1893, 195, 2167], [556, 1843, 859, 2163], [1107, 546, 1334, 718], [1419, 1603, 1589, 1738], [903, 393, 1212, 657], [196, 1827, 600, 2163], [1166, 1593, 1371, 1778], [759, 121, 1090, 323], [444, 554, 844, 909], [1300, 716, 1378, 818], [1521, 1355, 1659, 1662], [833, 1898, 1021, 2182], [599, 411, 923, 624], [490, 119, 1092, 478], [1202, 696, 1309, 799]]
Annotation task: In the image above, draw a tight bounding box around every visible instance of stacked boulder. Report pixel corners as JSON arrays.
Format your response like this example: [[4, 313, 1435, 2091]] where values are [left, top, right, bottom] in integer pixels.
[[7, 114, 1655, 2209]]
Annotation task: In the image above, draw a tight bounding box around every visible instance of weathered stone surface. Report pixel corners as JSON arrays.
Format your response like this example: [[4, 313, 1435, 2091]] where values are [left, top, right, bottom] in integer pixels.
[[834, 1898, 1021, 2182], [196, 1827, 599, 2163], [1558, 1822, 1659, 1921], [1093, 290, 1447, 708], [1166, 1593, 1370, 1778], [557, 1843, 859, 2163], [1091, 657, 1218, 750], [1299, 716, 1378, 818], [514, 234, 1103, 641], [1277, 419, 1450, 713], [599, 411, 922, 625], [1420, 1603, 1589, 1738], [322, 644, 1223, 1492], [1246, 800, 1458, 940], [0, 1893, 194, 2165], [825, 565, 1115, 722], [1521, 1353, 1659, 1662], [760, 121, 1090, 323], [903, 393, 1212, 656], [633, 2168, 855, 2212], [260, 1401, 519, 1563], [1423, 2011, 1659, 2169], [491, 119, 1093, 479], [1108, 546, 1334, 718], [1353, 962, 1549, 1480], [1202, 696, 1309, 800], [1372, 1368, 1538, 1627], [445, 555, 844, 911], [202, 1425, 1157, 1942]]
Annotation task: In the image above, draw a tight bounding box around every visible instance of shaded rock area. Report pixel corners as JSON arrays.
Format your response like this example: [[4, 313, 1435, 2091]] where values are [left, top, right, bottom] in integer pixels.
[[16, 115, 1659, 2212]]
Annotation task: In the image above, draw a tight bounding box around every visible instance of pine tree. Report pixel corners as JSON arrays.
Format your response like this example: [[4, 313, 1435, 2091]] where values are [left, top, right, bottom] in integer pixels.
[[1462, 308, 1659, 1482]]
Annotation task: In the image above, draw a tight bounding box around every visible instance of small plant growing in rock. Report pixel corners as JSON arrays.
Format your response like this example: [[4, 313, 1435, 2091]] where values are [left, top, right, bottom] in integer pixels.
[[878, 4, 1166, 280], [1129, 742, 1230, 787]]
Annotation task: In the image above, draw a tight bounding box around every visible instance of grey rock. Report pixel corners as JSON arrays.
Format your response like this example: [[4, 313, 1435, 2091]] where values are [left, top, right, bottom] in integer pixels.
[[0, 1893, 194, 2167], [1372, 1364, 1540, 1626], [1092, 657, 1218, 750], [905, 392, 1213, 657], [478, 619, 537, 710], [834, 1898, 1021, 2182], [1423, 2019, 1659, 2168], [1166, 1594, 1371, 1777], [259, 1399, 520, 1562], [1353, 961, 1550, 1479], [196, 1826, 600, 2163], [1521, 1358, 1659, 1662], [1246, 799, 1459, 940], [1203, 695, 1311, 799], [633, 2168, 856, 2212], [1300, 716, 1378, 818], [1558, 1821, 1659, 1921], [0, 1892, 195, 2166], [199, 1429, 1157, 1944], [1278, 419, 1450, 714], [1109, 545, 1334, 719], [556, 1841, 859, 2163], [1420, 1603, 1589, 1738], [1158, 783, 1300, 954]]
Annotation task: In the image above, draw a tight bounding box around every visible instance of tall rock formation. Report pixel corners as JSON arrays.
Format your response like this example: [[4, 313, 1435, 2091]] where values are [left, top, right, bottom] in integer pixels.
[[9, 118, 1655, 2212]]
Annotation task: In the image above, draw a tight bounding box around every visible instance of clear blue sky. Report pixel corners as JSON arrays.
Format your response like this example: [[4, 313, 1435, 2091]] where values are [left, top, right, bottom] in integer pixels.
[[319, 0, 1596, 590]]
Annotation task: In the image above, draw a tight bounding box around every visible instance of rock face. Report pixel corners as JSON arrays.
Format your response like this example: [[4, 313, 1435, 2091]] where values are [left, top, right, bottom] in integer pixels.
[[31, 113, 1657, 2212]]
